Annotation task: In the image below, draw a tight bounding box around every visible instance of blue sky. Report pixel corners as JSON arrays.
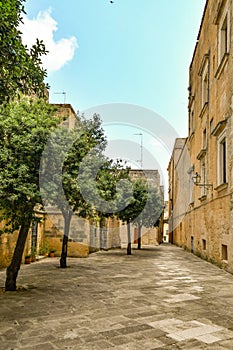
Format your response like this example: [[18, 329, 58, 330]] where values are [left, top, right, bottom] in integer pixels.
[[21, 0, 206, 191]]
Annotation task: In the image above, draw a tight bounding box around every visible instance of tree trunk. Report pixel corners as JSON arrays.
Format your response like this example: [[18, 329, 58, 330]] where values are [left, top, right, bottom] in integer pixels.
[[100, 218, 107, 250], [127, 219, 131, 255], [60, 212, 72, 268], [137, 224, 142, 250], [5, 213, 33, 291]]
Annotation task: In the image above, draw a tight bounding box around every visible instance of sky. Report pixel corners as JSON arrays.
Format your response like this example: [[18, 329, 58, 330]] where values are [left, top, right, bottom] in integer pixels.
[[20, 0, 206, 192]]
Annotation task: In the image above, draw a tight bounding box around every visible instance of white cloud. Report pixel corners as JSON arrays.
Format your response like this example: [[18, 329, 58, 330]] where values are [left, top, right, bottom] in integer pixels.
[[20, 8, 78, 74]]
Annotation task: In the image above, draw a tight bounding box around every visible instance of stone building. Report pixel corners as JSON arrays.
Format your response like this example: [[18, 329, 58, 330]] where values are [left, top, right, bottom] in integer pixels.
[[42, 104, 121, 256], [0, 212, 45, 268], [0, 103, 91, 267], [168, 0, 233, 272], [0, 103, 164, 267], [120, 169, 164, 247], [163, 201, 169, 242], [41, 103, 91, 257]]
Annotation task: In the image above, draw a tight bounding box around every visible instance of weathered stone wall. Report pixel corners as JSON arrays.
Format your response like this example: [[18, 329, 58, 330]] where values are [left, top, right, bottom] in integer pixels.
[[106, 217, 121, 249], [0, 218, 44, 268], [141, 227, 160, 245], [44, 212, 90, 258], [169, 0, 233, 273]]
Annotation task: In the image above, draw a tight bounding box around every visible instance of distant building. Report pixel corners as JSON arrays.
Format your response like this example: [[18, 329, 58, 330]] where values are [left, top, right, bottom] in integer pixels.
[[129, 169, 161, 190], [50, 103, 76, 130], [119, 169, 164, 247], [163, 201, 169, 242]]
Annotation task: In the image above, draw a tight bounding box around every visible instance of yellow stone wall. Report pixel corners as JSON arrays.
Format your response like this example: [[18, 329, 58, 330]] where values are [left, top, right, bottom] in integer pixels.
[[141, 227, 160, 245], [0, 217, 44, 268], [43, 212, 90, 258], [0, 103, 78, 268], [168, 0, 233, 272]]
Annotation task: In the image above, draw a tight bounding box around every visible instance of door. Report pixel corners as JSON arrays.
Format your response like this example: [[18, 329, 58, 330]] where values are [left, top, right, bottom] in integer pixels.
[[191, 236, 194, 253]]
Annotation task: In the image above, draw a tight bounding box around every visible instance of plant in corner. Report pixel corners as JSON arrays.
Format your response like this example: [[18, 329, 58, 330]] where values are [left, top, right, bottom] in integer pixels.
[[31, 247, 37, 262], [24, 255, 31, 264], [49, 249, 55, 258]]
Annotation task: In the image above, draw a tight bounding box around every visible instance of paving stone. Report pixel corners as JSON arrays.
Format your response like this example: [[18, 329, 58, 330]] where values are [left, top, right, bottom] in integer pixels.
[[99, 329, 122, 338], [19, 334, 57, 347], [0, 244, 233, 349], [135, 328, 167, 340], [156, 335, 176, 345], [117, 323, 153, 335], [218, 339, 233, 349], [108, 335, 131, 345], [20, 342, 57, 350], [0, 341, 19, 350], [196, 333, 221, 344]]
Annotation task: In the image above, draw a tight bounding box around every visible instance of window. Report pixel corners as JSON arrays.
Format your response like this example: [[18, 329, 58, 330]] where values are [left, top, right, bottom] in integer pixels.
[[220, 14, 228, 61], [220, 138, 227, 182], [191, 236, 194, 253], [222, 244, 228, 261], [187, 165, 194, 204], [201, 159, 207, 197], [202, 66, 208, 107], [202, 239, 206, 251], [198, 55, 209, 111], [189, 174, 194, 204], [203, 128, 207, 149], [189, 110, 195, 135], [210, 118, 214, 134], [217, 131, 227, 185], [214, 3, 230, 77], [178, 222, 182, 242], [188, 98, 195, 136], [31, 221, 38, 250]]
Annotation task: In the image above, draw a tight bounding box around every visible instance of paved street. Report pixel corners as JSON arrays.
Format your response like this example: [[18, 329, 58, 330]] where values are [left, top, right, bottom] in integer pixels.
[[1, 243, 233, 350]]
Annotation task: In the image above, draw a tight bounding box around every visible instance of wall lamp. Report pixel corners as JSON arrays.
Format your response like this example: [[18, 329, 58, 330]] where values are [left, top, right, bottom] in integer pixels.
[[192, 172, 213, 190]]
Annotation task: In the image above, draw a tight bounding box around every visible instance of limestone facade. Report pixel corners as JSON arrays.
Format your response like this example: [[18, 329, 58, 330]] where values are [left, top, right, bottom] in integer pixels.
[[125, 169, 164, 246], [168, 0, 233, 272], [0, 103, 163, 267]]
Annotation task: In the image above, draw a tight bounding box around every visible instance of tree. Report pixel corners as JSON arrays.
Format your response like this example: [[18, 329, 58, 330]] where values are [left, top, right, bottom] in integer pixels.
[[116, 179, 146, 255], [0, 0, 48, 104], [95, 160, 130, 250], [0, 98, 61, 291], [130, 180, 149, 250], [133, 185, 164, 249], [40, 113, 108, 268], [78, 156, 131, 250], [116, 179, 164, 253]]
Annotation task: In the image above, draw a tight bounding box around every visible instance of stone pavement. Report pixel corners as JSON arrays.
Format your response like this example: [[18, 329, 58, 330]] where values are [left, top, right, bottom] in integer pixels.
[[1, 244, 233, 350]]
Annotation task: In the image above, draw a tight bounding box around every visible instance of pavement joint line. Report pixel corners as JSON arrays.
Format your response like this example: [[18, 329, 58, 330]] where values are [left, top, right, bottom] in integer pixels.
[[1, 244, 233, 348]]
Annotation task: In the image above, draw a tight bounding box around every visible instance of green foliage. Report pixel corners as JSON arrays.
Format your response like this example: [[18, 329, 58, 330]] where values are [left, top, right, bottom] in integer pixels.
[[0, 0, 48, 104], [78, 155, 131, 221], [116, 179, 147, 224], [98, 162, 131, 213], [31, 246, 37, 258], [38, 240, 50, 255], [40, 113, 108, 218], [116, 178, 164, 228], [40, 111, 132, 233], [136, 185, 164, 228], [0, 97, 61, 233]]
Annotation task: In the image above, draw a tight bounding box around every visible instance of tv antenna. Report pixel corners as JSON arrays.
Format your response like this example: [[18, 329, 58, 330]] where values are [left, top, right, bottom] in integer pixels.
[[54, 91, 66, 104], [134, 132, 143, 168]]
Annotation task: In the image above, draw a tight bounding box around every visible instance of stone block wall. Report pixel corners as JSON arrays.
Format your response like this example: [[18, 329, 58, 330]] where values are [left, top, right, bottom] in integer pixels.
[[44, 212, 90, 258], [168, 0, 233, 273]]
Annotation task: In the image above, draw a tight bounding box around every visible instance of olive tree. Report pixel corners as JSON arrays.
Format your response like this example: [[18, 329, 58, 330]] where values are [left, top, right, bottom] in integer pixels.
[[0, 98, 61, 291], [0, 0, 48, 104]]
